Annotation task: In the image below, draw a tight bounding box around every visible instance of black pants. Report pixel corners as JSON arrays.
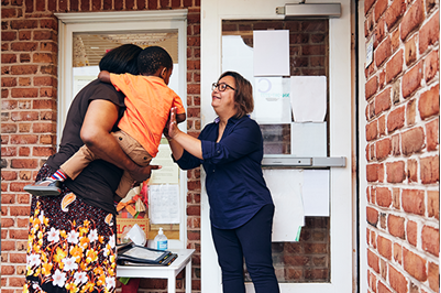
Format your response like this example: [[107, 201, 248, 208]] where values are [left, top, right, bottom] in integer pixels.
[[211, 204, 280, 293]]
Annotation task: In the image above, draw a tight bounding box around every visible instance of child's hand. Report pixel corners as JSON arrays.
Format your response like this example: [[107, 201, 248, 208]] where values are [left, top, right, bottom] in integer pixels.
[[98, 70, 111, 84]]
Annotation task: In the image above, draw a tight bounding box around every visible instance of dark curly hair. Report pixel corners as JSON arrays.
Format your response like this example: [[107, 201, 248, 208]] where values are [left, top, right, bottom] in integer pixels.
[[137, 46, 173, 75], [99, 44, 142, 75]]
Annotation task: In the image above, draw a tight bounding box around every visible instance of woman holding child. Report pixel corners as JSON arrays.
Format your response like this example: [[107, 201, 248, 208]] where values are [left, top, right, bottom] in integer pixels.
[[166, 71, 280, 293], [24, 44, 158, 293]]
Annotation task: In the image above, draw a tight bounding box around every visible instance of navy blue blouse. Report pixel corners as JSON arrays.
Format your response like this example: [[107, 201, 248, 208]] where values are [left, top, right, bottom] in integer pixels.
[[175, 115, 274, 229]]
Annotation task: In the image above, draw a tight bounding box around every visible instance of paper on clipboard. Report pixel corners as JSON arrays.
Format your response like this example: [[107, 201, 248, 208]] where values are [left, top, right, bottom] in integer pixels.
[[150, 144, 179, 184], [263, 169, 304, 242], [253, 77, 291, 123], [290, 76, 327, 122], [148, 185, 180, 224], [253, 30, 290, 77]]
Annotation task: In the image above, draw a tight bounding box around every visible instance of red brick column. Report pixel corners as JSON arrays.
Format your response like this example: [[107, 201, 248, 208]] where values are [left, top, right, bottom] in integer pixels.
[[364, 0, 439, 291], [1, 1, 201, 292]]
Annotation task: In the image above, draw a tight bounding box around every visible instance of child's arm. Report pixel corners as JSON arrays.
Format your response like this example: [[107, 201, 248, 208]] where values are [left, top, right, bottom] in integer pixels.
[[98, 70, 111, 84], [176, 113, 186, 123]]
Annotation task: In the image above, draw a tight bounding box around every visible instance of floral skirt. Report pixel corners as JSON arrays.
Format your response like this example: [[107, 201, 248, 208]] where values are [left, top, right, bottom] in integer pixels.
[[24, 165, 117, 293]]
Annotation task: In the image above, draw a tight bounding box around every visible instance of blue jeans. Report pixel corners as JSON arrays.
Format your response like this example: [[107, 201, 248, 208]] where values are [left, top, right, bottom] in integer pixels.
[[211, 204, 280, 293]]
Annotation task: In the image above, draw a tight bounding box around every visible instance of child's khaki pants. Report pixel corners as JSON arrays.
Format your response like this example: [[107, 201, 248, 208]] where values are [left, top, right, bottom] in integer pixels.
[[60, 130, 153, 198]]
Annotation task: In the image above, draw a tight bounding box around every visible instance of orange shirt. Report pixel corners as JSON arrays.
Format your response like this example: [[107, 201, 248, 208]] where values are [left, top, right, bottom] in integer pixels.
[[110, 74, 185, 157]]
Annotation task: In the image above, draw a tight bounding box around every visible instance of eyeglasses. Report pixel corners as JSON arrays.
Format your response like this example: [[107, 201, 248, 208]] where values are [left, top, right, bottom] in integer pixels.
[[212, 82, 236, 92]]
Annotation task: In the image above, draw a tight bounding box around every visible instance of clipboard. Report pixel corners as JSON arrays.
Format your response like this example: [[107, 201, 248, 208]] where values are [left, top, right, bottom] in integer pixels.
[[117, 242, 178, 266]]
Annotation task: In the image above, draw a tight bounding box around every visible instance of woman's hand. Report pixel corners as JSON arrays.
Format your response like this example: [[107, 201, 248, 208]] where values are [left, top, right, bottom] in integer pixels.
[[166, 107, 181, 140]]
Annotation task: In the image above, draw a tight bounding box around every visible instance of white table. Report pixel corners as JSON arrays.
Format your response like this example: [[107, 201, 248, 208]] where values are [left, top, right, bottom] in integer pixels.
[[117, 249, 195, 293]]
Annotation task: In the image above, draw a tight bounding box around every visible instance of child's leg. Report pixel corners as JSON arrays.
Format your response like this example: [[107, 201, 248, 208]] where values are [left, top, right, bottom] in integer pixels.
[[112, 130, 153, 198], [24, 145, 99, 196], [60, 144, 99, 180]]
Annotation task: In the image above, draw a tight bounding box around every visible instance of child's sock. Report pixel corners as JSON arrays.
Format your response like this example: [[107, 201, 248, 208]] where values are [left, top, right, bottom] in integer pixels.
[[50, 170, 68, 182]]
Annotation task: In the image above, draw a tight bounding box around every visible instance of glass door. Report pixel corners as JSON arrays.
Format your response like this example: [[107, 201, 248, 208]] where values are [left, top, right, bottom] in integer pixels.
[[201, 0, 353, 292]]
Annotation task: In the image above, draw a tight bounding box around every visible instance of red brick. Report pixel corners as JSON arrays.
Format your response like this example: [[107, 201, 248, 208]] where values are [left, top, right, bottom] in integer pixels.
[[2, 54, 17, 64], [367, 206, 379, 226], [402, 61, 422, 98], [378, 281, 393, 293], [11, 65, 38, 75], [388, 214, 405, 238], [428, 190, 439, 219], [419, 11, 439, 54], [391, 134, 400, 155], [400, 0, 425, 41], [407, 159, 418, 182], [1, 171, 17, 181], [33, 53, 55, 63], [376, 138, 391, 161], [33, 147, 55, 157], [401, 127, 425, 155], [379, 114, 386, 135], [374, 19, 386, 48], [376, 187, 392, 207], [428, 262, 439, 292], [365, 0, 375, 14], [385, 0, 406, 29], [367, 163, 384, 182], [404, 35, 417, 65], [2, 31, 17, 41], [10, 20, 38, 29], [406, 99, 417, 126], [394, 242, 402, 264], [365, 76, 378, 100], [11, 111, 39, 121], [374, 88, 391, 115], [11, 88, 38, 98], [10, 159, 38, 169], [403, 248, 427, 281], [391, 29, 400, 52], [407, 220, 418, 246], [1, 77, 17, 87], [374, 0, 388, 22], [377, 236, 392, 259], [418, 84, 439, 120], [389, 266, 408, 293], [366, 121, 378, 141], [422, 226, 439, 256], [425, 50, 439, 82], [387, 106, 405, 132], [10, 135, 38, 144], [402, 189, 425, 215], [386, 161, 405, 183], [33, 30, 57, 42], [420, 156, 439, 184], [368, 249, 380, 273], [385, 50, 403, 83]]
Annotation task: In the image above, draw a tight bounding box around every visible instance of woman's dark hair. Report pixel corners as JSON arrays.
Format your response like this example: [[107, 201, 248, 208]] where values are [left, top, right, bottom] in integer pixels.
[[218, 71, 254, 119], [137, 46, 173, 75], [99, 44, 142, 75]]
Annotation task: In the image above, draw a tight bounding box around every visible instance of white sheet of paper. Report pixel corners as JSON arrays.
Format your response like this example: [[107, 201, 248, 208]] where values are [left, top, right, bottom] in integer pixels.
[[291, 122, 327, 157], [263, 169, 304, 242], [150, 144, 179, 184], [253, 77, 291, 123], [222, 35, 254, 83], [253, 30, 290, 77], [290, 76, 327, 122], [148, 185, 180, 224], [302, 170, 330, 216]]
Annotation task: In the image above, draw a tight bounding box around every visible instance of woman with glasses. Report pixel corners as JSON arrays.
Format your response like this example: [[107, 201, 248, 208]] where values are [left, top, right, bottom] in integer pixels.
[[166, 71, 280, 293]]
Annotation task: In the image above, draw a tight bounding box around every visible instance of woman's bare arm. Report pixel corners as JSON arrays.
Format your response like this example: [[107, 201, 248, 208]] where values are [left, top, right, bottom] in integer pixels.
[[81, 99, 160, 182]]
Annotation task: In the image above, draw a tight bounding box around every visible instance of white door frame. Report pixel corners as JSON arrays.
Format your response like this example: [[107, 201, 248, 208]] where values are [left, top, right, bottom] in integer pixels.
[[55, 10, 189, 249], [200, 0, 354, 292]]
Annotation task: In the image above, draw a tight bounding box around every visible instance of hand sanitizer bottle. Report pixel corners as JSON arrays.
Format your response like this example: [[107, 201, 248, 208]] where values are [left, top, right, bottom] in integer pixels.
[[154, 227, 168, 251]]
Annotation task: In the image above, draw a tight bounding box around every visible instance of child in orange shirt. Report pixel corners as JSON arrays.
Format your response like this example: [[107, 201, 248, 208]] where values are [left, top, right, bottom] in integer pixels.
[[25, 46, 186, 198]]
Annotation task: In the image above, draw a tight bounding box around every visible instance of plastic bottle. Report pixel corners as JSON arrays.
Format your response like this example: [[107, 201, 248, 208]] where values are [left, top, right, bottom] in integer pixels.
[[154, 227, 168, 251]]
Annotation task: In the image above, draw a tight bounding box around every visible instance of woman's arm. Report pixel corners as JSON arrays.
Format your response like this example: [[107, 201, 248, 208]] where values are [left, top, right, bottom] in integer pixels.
[[81, 99, 160, 182], [167, 107, 203, 160]]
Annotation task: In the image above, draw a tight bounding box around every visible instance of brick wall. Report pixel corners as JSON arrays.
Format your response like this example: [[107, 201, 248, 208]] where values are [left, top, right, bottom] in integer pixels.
[[364, 0, 439, 291], [1, 1, 201, 292]]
